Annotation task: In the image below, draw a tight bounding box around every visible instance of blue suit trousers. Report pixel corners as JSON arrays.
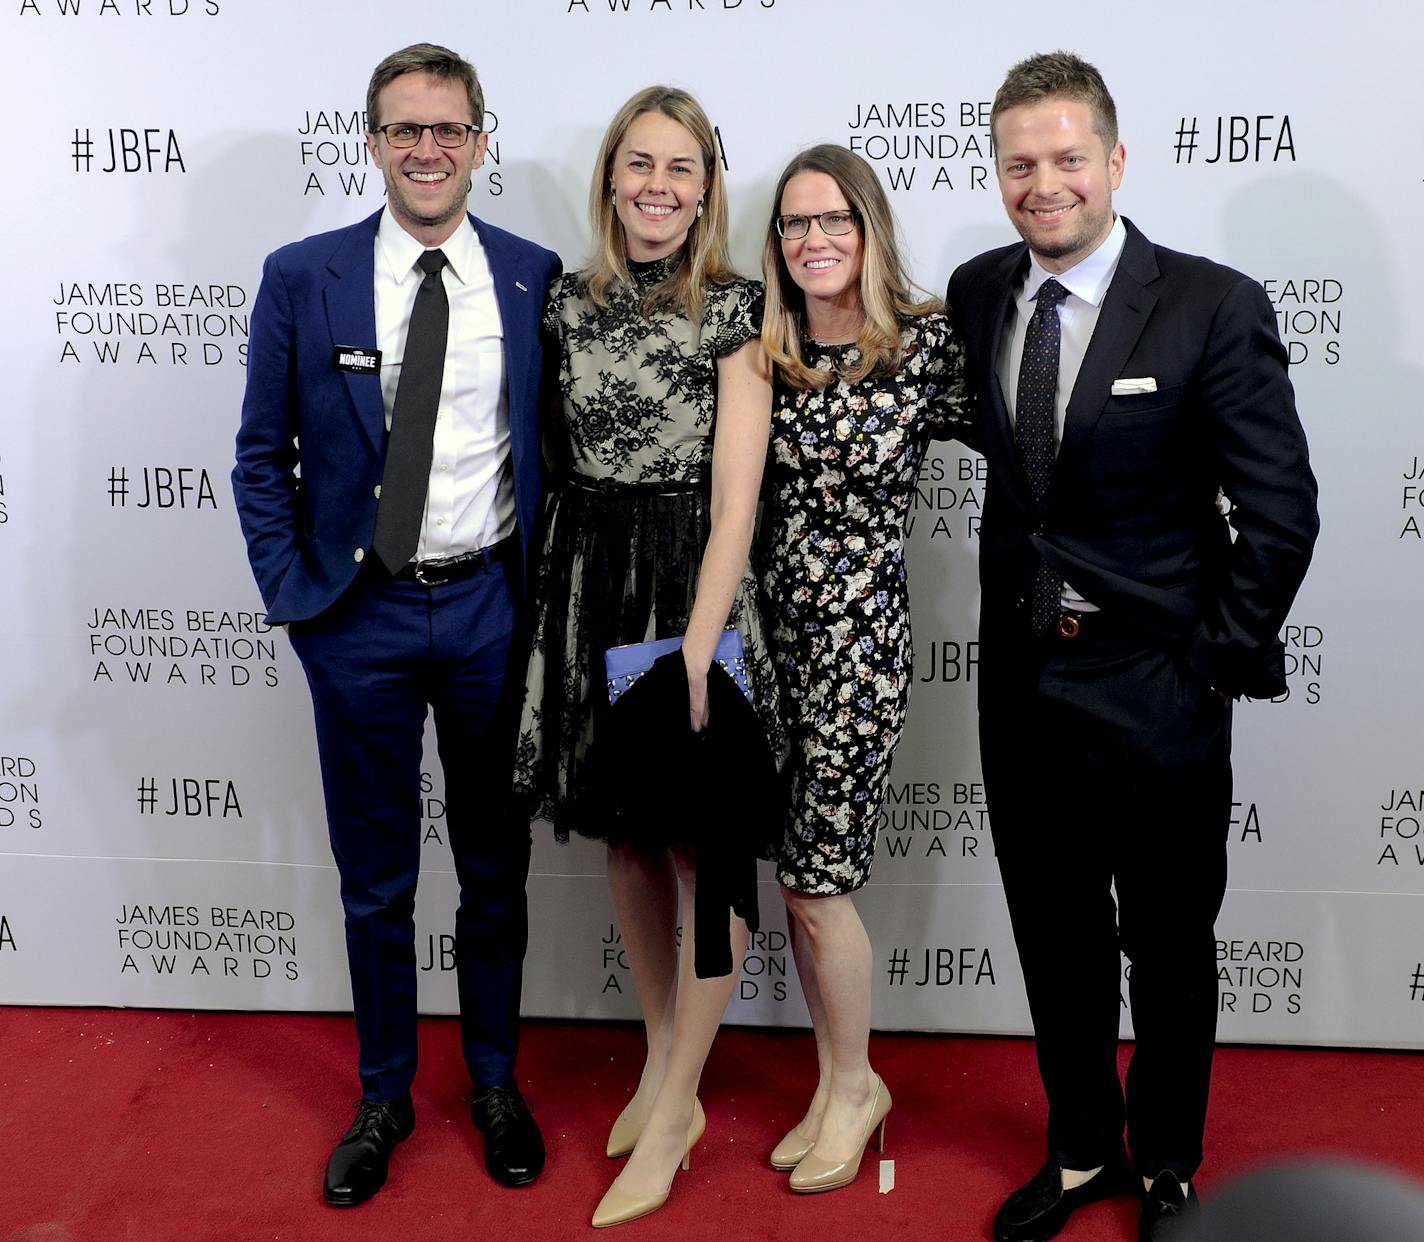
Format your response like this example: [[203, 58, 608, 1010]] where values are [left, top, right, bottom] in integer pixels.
[[288, 561, 530, 1102]]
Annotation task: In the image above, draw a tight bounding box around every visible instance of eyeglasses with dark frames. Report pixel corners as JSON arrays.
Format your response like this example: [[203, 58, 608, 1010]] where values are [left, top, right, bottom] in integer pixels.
[[373, 122, 479, 149], [775, 208, 860, 240]]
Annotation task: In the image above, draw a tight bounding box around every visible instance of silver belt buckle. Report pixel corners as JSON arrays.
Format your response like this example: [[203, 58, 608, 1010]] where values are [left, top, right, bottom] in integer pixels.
[[413, 558, 446, 586]]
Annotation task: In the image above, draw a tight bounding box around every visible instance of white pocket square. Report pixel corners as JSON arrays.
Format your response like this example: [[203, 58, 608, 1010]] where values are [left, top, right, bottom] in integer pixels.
[[1111, 377, 1157, 395]]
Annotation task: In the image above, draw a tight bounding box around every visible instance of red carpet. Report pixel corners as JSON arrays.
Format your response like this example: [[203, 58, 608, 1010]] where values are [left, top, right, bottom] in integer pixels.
[[3, 1009, 1422, 1241]]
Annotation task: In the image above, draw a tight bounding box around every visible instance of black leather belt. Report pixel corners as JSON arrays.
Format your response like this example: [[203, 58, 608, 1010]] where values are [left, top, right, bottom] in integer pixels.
[[392, 534, 515, 586]]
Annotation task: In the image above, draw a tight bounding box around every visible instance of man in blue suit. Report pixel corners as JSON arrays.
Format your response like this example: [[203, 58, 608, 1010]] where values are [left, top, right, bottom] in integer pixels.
[[233, 43, 560, 1206], [947, 53, 1318, 1242]]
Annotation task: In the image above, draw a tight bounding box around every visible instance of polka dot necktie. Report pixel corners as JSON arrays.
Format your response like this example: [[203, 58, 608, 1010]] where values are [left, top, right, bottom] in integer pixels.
[[1014, 277, 1067, 636], [372, 248, 449, 575]]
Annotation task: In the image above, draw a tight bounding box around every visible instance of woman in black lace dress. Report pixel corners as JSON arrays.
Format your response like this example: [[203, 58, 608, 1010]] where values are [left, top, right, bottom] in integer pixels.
[[512, 87, 779, 1226], [757, 145, 975, 1193]]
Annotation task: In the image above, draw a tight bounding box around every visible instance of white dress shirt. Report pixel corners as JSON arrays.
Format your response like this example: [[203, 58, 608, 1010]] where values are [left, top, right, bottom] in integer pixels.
[[996, 215, 1127, 609], [374, 210, 513, 561]]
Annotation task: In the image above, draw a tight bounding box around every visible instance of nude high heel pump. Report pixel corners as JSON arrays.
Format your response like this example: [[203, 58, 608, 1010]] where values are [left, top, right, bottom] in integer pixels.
[[607, 1094, 703, 1158], [606, 1106, 641, 1159], [592, 1098, 707, 1227], [769, 1122, 816, 1171], [788, 1075, 891, 1194]]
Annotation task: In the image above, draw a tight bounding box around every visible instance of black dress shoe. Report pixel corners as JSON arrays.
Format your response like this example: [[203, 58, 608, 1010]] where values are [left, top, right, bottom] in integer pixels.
[[1139, 1171, 1200, 1242], [994, 1160, 1132, 1242], [323, 1097, 416, 1207], [470, 1083, 545, 1187]]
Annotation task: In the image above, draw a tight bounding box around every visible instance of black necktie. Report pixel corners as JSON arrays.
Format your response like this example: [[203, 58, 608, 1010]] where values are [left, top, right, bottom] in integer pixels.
[[372, 248, 449, 574], [1014, 277, 1067, 636]]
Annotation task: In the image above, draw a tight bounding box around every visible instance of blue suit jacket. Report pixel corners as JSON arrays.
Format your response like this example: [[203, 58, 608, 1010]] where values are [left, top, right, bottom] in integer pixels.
[[948, 218, 1319, 697], [233, 208, 561, 625]]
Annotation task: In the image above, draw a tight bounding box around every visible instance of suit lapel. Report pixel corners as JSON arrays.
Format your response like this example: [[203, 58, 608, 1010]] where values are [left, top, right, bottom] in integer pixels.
[[323, 210, 386, 454], [474, 214, 545, 579], [981, 244, 1037, 516], [474, 215, 536, 476], [1053, 221, 1160, 488]]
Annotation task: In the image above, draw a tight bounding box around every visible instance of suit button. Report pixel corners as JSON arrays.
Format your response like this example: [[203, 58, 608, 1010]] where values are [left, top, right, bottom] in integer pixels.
[[353, 548, 365, 563], [373, 485, 381, 499]]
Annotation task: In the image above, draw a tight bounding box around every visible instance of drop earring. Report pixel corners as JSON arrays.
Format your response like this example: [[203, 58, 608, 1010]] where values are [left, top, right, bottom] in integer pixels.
[[696, 200, 704, 219]]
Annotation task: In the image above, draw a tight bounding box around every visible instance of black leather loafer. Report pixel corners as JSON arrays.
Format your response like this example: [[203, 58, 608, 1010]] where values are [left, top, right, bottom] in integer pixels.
[[994, 1160, 1132, 1242], [470, 1082, 545, 1187], [323, 1097, 415, 1207], [1139, 1170, 1200, 1242]]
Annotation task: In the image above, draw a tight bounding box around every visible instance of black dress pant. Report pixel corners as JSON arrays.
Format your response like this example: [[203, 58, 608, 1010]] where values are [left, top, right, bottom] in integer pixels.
[[980, 626, 1233, 1180]]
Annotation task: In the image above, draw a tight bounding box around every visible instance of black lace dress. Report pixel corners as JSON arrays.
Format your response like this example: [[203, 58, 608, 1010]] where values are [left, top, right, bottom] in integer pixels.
[[513, 257, 785, 844]]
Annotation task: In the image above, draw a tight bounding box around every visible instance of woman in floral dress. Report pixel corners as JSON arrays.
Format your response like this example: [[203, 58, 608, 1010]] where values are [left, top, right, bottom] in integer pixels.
[[512, 86, 779, 1227], [757, 145, 975, 1193]]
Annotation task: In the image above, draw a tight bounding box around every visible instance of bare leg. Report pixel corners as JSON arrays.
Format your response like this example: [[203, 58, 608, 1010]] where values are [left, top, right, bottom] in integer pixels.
[[785, 900, 834, 1137], [606, 843, 679, 1123], [606, 847, 747, 1198], [782, 889, 876, 1163]]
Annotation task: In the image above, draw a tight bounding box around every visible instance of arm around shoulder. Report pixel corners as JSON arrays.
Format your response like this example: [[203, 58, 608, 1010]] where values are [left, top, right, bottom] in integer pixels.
[[925, 312, 980, 451]]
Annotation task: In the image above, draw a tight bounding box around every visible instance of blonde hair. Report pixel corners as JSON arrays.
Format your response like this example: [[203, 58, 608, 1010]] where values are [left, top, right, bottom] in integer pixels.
[[585, 86, 735, 319], [761, 145, 939, 391]]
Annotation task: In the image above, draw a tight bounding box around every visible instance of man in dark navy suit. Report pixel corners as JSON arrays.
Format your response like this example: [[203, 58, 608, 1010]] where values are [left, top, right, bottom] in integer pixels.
[[233, 43, 559, 1206], [947, 52, 1318, 1242]]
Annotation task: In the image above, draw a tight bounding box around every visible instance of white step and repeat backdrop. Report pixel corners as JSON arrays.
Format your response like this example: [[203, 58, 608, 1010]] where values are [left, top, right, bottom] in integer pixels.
[[4, 0, 1422, 1049]]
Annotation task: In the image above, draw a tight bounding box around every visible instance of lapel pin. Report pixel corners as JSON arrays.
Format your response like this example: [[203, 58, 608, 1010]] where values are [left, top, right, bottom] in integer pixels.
[[515, 281, 528, 292]]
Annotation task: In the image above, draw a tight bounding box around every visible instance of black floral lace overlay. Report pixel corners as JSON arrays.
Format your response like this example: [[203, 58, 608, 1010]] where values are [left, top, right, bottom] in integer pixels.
[[760, 314, 973, 894], [514, 263, 784, 843]]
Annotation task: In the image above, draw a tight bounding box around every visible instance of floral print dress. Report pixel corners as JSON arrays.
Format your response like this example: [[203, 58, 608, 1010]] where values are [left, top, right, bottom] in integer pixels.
[[761, 314, 973, 893]]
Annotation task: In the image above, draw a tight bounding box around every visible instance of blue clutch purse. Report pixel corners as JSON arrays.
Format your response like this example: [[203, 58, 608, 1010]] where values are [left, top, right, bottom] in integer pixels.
[[605, 629, 751, 705]]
